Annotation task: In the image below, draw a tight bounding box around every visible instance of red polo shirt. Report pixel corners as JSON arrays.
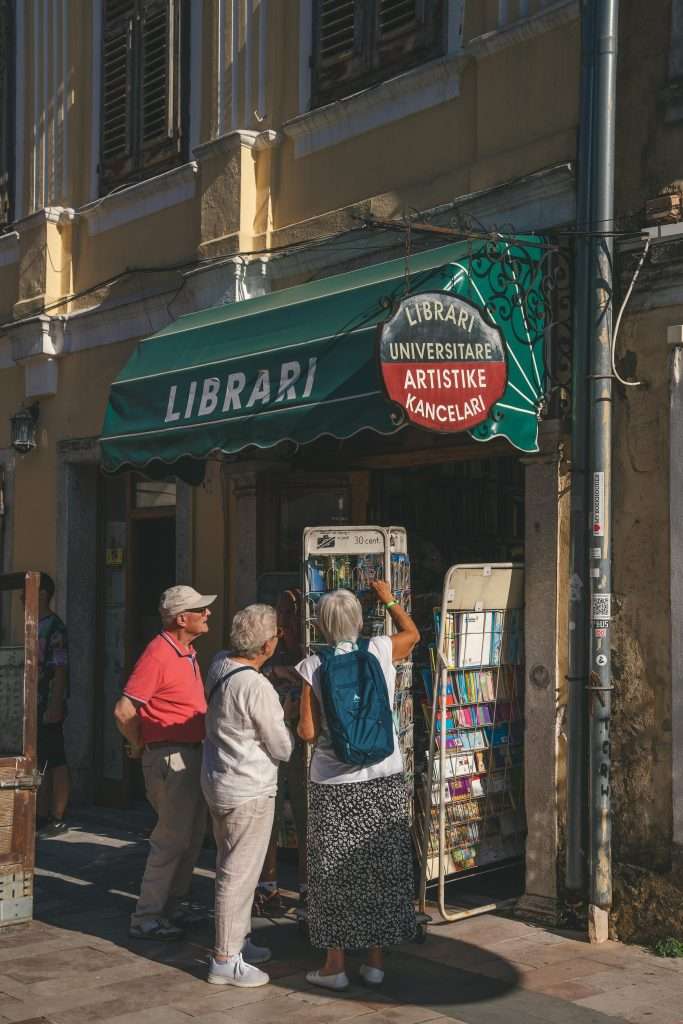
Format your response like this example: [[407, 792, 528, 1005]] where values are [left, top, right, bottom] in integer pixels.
[[123, 632, 207, 744]]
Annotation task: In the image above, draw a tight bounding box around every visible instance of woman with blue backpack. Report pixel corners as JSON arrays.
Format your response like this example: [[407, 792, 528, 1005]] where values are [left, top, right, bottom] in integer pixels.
[[296, 580, 420, 991]]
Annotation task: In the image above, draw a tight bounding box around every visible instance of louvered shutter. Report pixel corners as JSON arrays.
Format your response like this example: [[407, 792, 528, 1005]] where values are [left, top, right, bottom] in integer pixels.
[[312, 0, 367, 106], [375, 0, 445, 70], [101, 0, 135, 187], [140, 0, 180, 164]]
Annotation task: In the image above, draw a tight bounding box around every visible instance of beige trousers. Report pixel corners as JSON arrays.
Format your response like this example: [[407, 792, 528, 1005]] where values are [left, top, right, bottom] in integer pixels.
[[211, 795, 275, 957], [131, 744, 207, 927]]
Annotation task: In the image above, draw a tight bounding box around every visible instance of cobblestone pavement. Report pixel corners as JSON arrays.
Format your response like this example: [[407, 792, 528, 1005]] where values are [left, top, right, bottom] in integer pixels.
[[0, 810, 681, 1024]]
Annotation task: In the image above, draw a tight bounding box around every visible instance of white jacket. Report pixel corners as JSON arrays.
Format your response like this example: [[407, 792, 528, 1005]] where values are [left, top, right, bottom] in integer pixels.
[[201, 654, 294, 810]]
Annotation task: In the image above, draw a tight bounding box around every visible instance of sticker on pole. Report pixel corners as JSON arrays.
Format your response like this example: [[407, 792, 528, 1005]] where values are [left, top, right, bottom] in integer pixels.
[[591, 594, 611, 621], [592, 472, 605, 536]]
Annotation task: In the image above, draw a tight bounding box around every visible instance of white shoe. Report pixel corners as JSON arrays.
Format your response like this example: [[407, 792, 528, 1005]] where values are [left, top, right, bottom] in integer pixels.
[[360, 964, 384, 985], [242, 937, 272, 965], [305, 969, 349, 991], [207, 953, 270, 987]]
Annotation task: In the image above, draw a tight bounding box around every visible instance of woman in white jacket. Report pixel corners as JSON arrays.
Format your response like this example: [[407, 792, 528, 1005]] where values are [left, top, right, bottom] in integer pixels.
[[201, 604, 295, 989]]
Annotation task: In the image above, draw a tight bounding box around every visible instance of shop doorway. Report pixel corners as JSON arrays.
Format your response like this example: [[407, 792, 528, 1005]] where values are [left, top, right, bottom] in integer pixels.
[[95, 475, 176, 806], [371, 455, 526, 910]]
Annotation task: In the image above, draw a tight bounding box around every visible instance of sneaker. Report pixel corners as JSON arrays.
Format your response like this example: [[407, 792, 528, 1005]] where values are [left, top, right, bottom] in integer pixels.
[[129, 918, 185, 941], [170, 900, 207, 926], [242, 937, 271, 965], [305, 969, 350, 991], [207, 953, 270, 987], [360, 964, 384, 986], [37, 818, 69, 839]]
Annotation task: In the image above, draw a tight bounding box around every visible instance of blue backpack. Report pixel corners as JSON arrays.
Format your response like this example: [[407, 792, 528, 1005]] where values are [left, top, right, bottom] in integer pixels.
[[318, 639, 395, 767]]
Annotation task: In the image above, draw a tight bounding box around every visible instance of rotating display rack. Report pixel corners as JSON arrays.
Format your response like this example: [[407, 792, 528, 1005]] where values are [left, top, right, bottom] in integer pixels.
[[302, 526, 414, 800]]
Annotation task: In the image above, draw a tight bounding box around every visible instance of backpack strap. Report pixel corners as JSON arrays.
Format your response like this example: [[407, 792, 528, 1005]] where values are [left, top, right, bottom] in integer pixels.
[[207, 666, 252, 705], [317, 645, 335, 667], [357, 637, 370, 653]]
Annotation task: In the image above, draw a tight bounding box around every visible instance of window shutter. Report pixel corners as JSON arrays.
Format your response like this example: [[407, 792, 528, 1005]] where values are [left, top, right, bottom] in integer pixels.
[[374, 0, 445, 72], [101, 0, 135, 184], [140, 0, 175, 149], [378, 0, 420, 39], [312, 0, 367, 106]]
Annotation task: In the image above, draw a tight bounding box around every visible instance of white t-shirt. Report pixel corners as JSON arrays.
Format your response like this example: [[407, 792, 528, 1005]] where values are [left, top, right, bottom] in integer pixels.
[[296, 635, 404, 785]]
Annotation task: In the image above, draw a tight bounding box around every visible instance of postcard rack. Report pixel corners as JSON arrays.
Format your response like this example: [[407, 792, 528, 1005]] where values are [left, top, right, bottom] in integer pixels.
[[302, 526, 414, 800], [417, 563, 525, 923]]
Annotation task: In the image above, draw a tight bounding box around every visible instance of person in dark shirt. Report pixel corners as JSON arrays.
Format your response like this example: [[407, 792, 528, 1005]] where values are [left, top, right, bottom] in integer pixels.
[[30, 573, 70, 837]]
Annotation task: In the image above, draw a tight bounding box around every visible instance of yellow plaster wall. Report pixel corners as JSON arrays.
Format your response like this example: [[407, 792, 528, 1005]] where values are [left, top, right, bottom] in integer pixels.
[[192, 460, 229, 674], [266, 21, 579, 231]]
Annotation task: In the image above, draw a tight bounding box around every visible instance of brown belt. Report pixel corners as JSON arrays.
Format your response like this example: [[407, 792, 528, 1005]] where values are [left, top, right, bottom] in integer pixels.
[[145, 741, 202, 749]]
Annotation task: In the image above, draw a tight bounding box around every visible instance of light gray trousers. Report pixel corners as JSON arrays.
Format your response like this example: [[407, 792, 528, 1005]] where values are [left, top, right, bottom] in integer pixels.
[[132, 744, 207, 927], [210, 795, 275, 957]]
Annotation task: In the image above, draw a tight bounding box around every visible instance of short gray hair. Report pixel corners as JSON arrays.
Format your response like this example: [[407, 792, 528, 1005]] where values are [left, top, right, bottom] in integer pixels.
[[160, 607, 178, 630], [230, 604, 277, 657], [318, 589, 363, 646]]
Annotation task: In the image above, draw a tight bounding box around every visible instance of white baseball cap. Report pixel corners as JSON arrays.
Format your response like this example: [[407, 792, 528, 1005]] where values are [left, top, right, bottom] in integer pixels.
[[159, 585, 217, 617]]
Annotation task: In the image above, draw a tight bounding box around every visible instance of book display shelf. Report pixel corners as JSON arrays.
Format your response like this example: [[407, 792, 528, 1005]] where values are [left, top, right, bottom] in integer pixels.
[[417, 563, 525, 923], [302, 526, 414, 800]]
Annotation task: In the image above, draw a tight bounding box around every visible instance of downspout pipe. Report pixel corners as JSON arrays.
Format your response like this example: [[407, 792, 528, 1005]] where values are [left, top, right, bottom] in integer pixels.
[[566, 0, 597, 895], [587, 0, 619, 939]]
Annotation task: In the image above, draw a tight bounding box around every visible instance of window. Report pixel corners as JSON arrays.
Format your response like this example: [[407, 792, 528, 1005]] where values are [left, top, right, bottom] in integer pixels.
[[311, 0, 447, 108], [0, 0, 13, 226], [100, 0, 188, 194]]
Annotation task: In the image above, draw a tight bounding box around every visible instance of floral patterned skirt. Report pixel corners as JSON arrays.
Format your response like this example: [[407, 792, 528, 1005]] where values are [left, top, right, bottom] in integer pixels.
[[307, 773, 416, 950]]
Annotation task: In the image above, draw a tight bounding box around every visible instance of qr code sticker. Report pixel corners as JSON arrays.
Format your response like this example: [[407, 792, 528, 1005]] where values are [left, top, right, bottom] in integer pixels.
[[592, 594, 611, 620]]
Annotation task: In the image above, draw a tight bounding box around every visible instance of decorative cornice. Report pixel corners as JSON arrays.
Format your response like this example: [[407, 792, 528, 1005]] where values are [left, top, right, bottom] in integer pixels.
[[467, 0, 579, 60], [14, 206, 75, 231], [79, 162, 199, 236], [6, 313, 65, 364], [193, 129, 282, 162], [283, 53, 465, 159]]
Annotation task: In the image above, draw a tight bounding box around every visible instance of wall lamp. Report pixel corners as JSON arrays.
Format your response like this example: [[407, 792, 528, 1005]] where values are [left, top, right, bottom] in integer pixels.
[[10, 403, 39, 454]]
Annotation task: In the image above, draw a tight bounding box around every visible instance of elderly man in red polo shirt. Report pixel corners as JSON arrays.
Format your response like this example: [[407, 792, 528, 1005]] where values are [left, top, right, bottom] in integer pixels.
[[114, 584, 216, 941]]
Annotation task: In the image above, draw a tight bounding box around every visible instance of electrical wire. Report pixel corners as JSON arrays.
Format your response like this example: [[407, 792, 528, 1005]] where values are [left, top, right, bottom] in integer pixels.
[[611, 236, 650, 387]]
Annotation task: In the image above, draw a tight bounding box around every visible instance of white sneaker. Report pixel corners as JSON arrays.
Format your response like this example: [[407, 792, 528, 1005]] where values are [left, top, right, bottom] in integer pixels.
[[360, 964, 384, 985], [305, 969, 350, 991], [242, 937, 272, 965], [207, 953, 270, 987]]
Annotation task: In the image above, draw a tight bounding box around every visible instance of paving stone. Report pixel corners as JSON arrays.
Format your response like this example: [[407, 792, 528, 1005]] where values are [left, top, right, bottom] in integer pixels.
[[95, 1007, 195, 1024], [171, 977, 298, 1016], [518, 956, 630, 992], [539, 981, 605, 1001]]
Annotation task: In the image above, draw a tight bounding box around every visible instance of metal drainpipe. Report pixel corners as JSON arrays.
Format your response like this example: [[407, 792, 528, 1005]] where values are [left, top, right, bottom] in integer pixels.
[[566, 0, 597, 895], [586, 0, 619, 941]]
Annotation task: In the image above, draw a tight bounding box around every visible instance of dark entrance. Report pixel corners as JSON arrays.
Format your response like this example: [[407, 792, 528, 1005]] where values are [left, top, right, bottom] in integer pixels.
[[96, 476, 176, 806]]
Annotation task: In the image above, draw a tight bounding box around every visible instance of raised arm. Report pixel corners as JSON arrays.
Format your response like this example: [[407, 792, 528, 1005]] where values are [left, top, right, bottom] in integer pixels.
[[370, 580, 420, 663], [297, 682, 321, 743]]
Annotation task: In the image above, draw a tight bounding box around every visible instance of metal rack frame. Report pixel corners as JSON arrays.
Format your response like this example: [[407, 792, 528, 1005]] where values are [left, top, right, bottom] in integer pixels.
[[417, 563, 525, 924]]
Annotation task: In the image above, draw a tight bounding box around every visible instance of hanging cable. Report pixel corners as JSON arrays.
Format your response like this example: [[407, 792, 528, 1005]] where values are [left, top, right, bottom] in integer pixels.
[[611, 236, 650, 387]]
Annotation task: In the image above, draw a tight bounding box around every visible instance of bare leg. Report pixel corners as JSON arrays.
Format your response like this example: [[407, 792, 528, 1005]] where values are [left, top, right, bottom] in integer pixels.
[[367, 946, 384, 970], [321, 948, 346, 976], [51, 765, 70, 820]]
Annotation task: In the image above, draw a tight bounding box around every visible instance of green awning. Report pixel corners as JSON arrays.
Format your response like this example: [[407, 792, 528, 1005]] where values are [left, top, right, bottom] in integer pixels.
[[101, 238, 549, 480]]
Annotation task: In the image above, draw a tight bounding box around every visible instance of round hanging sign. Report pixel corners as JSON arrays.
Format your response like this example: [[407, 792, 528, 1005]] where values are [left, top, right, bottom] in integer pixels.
[[379, 291, 508, 433]]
